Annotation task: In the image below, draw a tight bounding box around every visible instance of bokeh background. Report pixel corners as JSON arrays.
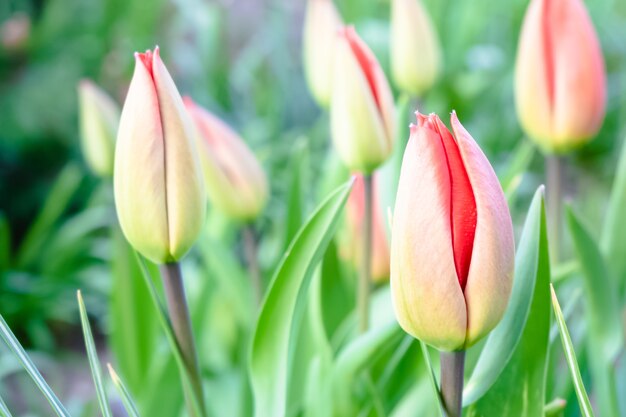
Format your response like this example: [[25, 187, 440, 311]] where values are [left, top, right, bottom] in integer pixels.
[[1, 0, 626, 415]]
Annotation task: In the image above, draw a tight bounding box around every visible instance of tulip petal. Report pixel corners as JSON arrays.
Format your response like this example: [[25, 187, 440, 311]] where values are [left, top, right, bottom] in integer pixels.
[[151, 48, 206, 260], [550, 0, 606, 146], [451, 112, 515, 346], [331, 27, 393, 173], [391, 124, 467, 351], [114, 51, 170, 263]]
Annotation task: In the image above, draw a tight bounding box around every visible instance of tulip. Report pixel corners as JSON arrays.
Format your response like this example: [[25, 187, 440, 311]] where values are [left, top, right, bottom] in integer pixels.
[[184, 98, 268, 221], [515, 0, 606, 153], [390, 0, 441, 97], [77, 80, 120, 177], [303, 0, 343, 108], [330, 26, 395, 174], [346, 174, 390, 282], [114, 47, 206, 264], [390, 111, 514, 351]]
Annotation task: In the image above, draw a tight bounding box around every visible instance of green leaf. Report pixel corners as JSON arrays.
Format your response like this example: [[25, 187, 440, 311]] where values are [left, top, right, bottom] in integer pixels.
[[544, 398, 567, 417], [0, 393, 12, 417], [249, 180, 353, 417], [464, 186, 546, 404], [108, 364, 140, 417], [110, 226, 159, 395], [467, 186, 550, 416], [135, 255, 205, 417], [0, 313, 70, 417], [499, 140, 535, 200], [16, 163, 82, 268], [566, 207, 623, 416], [550, 285, 594, 417], [77, 290, 112, 417], [601, 137, 626, 293], [332, 322, 403, 415], [419, 342, 444, 417], [0, 213, 10, 272]]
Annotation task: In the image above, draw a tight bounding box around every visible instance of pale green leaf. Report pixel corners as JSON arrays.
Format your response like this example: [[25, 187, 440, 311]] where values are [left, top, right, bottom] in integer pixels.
[[108, 364, 140, 417], [249, 180, 353, 417], [550, 285, 594, 417]]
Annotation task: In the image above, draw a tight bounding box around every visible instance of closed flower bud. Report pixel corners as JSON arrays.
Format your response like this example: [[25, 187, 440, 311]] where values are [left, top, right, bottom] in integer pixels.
[[303, 0, 343, 108], [515, 0, 606, 153], [114, 47, 206, 264], [390, 0, 441, 97], [78, 80, 120, 177], [184, 98, 269, 221], [346, 174, 390, 282], [330, 26, 395, 174], [391, 112, 514, 351]]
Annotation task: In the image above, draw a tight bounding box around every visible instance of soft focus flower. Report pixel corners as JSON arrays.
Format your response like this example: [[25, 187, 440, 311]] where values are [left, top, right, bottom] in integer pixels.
[[114, 47, 206, 264], [184, 97, 269, 221], [78, 80, 120, 177], [345, 174, 390, 283], [303, 0, 343, 108], [390, 112, 514, 351], [0, 13, 30, 52], [515, 0, 606, 153], [330, 26, 395, 175], [390, 0, 441, 97]]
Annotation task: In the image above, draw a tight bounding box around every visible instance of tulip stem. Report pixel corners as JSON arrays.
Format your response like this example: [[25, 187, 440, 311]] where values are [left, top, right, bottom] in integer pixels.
[[546, 155, 564, 262], [358, 174, 373, 333], [440, 350, 465, 417], [243, 225, 263, 305], [160, 262, 206, 417]]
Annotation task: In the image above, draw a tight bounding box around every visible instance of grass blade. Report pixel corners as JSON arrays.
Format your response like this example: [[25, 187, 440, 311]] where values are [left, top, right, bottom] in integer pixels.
[[0, 313, 70, 417], [77, 290, 113, 417], [419, 341, 444, 417], [108, 364, 140, 417], [550, 284, 594, 417], [0, 393, 13, 417]]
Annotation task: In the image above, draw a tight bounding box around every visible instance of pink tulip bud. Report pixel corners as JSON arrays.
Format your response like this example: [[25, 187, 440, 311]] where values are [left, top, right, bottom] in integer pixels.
[[303, 0, 343, 108], [184, 98, 269, 221], [346, 174, 390, 282], [515, 0, 606, 153], [114, 47, 206, 264], [330, 26, 395, 174], [390, 112, 514, 351]]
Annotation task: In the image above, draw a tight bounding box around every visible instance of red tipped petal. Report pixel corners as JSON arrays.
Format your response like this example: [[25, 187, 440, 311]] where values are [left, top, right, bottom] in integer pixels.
[[418, 112, 477, 290], [341, 26, 382, 114]]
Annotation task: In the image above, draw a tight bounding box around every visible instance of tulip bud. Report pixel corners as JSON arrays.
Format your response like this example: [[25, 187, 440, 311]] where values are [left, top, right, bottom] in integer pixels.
[[77, 80, 120, 177], [390, 0, 441, 97], [390, 112, 514, 351], [114, 47, 206, 264], [346, 174, 390, 282], [330, 26, 395, 174], [184, 98, 269, 221], [515, 0, 606, 153], [303, 0, 343, 108]]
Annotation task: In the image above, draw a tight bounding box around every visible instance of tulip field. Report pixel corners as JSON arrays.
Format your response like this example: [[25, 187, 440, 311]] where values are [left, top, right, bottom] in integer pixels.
[[1, 0, 626, 416]]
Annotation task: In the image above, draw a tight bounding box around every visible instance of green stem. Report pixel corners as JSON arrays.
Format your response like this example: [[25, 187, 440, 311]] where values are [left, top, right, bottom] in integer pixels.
[[243, 225, 263, 305], [440, 350, 465, 417], [160, 263, 206, 417], [546, 155, 564, 262], [358, 174, 373, 333]]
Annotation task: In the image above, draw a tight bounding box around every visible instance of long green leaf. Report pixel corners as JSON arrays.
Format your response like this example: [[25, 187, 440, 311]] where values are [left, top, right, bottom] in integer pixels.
[[0, 393, 12, 417], [420, 342, 444, 417], [77, 290, 113, 417], [464, 186, 545, 404], [110, 227, 159, 395], [249, 180, 353, 417], [135, 256, 205, 417], [550, 285, 594, 417], [467, 187, 550, 416], [601, 136, 626, 292], [566, 207, 623, 416], [0, 313, 70, 417], [108, 364, 140, 417], [16, 163, 82, 267], [332, 322, 403, 416]]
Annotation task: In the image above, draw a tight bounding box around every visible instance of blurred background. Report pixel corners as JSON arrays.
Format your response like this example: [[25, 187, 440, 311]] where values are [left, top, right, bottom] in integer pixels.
[[1, 0, 626, 415]]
